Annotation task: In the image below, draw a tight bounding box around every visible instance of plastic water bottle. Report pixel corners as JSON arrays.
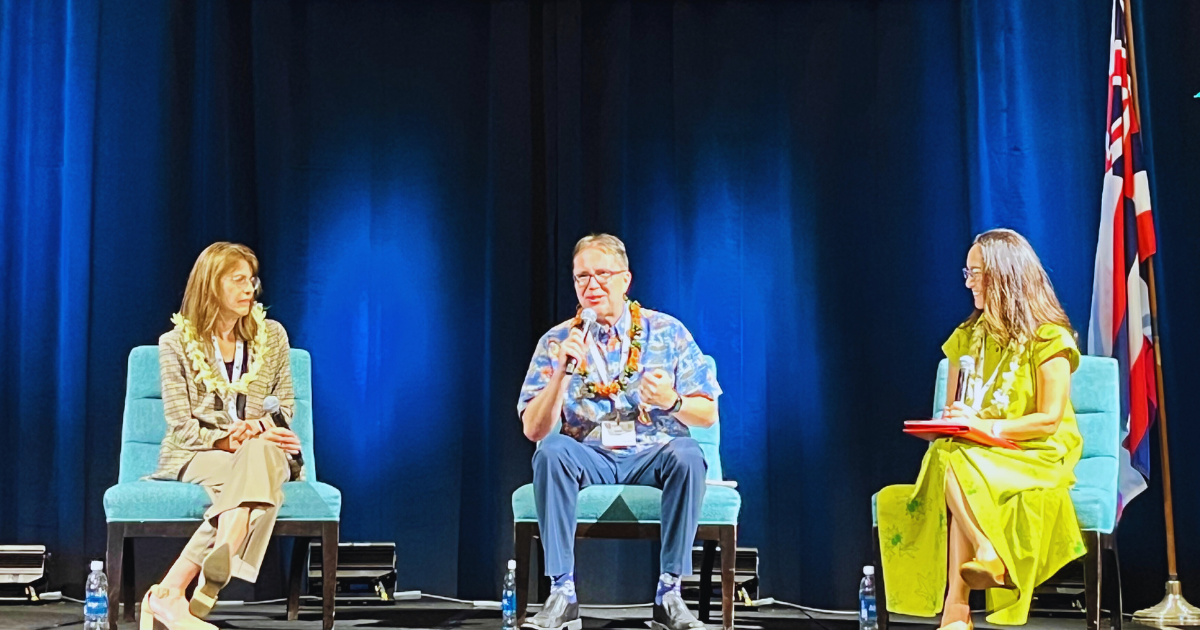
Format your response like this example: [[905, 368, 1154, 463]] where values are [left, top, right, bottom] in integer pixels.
[[85, 560, 109, 630], [502, 559, 518, 630], [859, 565, 878, 630]]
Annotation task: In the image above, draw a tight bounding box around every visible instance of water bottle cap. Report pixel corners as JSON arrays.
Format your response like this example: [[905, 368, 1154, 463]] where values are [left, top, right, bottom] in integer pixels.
[[863, 565, 874, 575], [91, 560, 104, 571], [508, 559, 516, 570]]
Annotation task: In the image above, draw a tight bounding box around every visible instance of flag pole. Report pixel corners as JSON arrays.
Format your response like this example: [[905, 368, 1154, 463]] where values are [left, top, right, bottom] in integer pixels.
[[1133, 264, 1200, 626], [1124, 0, 1200, 622]]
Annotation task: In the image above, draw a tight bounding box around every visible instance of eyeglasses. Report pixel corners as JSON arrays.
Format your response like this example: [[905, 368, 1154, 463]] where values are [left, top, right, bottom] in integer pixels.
[[572, 269, 628, 287], [962, 268, 983, 281], [228, 275, 261, 292]]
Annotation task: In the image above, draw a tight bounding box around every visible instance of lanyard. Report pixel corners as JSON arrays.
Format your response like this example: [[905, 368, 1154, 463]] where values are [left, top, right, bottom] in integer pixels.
[[969, 333, 1001, 409], [584, 306, 632, 397], [212, 338, 246, 383]]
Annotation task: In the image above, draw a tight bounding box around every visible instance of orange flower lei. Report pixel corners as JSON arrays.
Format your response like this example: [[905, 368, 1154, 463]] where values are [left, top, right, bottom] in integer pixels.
[[580, 300, 645, 398]]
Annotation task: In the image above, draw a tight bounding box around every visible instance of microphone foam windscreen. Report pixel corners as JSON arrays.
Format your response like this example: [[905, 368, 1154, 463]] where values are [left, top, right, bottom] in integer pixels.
[[263, 395, 280, 414]]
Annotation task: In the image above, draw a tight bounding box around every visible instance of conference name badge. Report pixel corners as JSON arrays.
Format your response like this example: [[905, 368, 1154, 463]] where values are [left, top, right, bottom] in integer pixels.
[[601, 419, 636, 448]]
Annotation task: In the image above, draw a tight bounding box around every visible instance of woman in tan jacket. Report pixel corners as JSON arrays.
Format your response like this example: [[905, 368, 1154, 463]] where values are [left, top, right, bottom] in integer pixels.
[[143, 242, 302, 630]]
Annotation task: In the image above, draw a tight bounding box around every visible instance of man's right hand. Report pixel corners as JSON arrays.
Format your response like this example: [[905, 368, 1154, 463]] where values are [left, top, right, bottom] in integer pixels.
[[525, 327, 587, 442], [554, 327, 588, 376]]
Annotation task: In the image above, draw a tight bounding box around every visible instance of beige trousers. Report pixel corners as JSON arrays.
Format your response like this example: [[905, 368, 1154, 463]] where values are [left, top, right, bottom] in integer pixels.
[[180, 438, 289, 582]]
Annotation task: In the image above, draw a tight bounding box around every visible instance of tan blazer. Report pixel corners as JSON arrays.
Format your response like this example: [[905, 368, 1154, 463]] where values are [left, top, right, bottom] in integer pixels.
[[151, 318, 301, 481]]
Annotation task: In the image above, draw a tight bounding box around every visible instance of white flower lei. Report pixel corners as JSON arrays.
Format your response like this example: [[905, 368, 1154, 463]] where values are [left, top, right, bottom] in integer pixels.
[[963, 322, 1027, 418], [170, 303, 269, 397]]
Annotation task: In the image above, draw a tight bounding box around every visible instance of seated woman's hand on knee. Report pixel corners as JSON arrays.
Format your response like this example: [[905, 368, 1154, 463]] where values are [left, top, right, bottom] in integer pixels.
[[222, 420, 262, 452], [259, 427, 301, 455]]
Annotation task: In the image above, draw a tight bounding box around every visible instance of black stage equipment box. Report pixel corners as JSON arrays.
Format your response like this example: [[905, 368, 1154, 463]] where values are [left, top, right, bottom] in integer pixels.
[[1029, 556, 1089, 617], [681, 546, 759, 608], [307, 542, 397, 603], [0, 545, 49, 602]]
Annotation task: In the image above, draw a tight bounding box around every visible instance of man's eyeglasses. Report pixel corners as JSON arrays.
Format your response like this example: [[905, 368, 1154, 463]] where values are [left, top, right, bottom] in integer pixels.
[[962, 268, 983, 281], [573, 270, 628, 287]]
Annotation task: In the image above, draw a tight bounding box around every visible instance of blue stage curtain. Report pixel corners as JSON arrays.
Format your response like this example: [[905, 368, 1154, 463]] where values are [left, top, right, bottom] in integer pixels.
[[4, 0, 1200, 609], [0, 0, 99, 583]]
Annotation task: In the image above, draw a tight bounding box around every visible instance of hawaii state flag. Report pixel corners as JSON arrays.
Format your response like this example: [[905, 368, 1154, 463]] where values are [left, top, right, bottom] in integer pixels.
[[1087, 0, 1158, 515]]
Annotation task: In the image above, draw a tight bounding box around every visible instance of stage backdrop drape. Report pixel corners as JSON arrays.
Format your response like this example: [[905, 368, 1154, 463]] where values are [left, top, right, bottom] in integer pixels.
[[4, 0, 1200, 609]]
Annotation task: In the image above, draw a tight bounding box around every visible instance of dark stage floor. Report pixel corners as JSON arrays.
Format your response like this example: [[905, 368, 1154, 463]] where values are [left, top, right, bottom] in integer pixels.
[[0, 600, 1147, 630]]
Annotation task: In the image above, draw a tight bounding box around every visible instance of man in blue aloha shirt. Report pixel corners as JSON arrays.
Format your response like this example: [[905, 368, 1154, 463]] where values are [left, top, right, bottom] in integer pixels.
[[518, 234, 721, 630]]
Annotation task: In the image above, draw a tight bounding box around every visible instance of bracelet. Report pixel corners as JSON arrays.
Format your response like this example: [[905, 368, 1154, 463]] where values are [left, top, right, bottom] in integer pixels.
[[990, 420, 1004, 439]]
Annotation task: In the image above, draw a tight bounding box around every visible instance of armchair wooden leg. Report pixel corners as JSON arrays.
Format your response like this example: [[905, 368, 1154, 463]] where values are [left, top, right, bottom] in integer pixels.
[[535, 532, 549, 603], [873, 525, 888, 630], [106, 523, 124, 630], [515, 523, 533, 624], [287, 537, 309, 621], [321, 523, 338, 630], [698, 539, 717, 623], [1104, 533, 1123, 630], [1084, 530, 1101, 630], [122, 536, 135, 622], [718, 526, 736, 630]]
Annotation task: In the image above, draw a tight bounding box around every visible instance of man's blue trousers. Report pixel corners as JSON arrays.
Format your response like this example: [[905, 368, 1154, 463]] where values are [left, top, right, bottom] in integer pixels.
[[532, 433, 707, 577]]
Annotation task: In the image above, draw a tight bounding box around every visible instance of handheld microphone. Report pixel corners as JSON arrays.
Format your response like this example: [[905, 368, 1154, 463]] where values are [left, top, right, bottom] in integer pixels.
[[263, 395, 304, 466], [954, 356, 976, 404], [565, 308, 597, 375]]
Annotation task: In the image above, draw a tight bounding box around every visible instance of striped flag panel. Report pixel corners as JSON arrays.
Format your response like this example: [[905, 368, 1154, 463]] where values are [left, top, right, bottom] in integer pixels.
[[1087, 0, 1158, 516]]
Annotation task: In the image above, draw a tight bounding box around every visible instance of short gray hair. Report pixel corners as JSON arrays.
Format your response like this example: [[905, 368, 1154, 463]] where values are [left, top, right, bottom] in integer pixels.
[[573, 233, 629, 270]]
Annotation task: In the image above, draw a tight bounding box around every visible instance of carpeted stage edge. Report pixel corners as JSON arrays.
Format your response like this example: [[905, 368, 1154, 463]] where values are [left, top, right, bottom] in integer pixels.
[[0, 600, 1144, 629]]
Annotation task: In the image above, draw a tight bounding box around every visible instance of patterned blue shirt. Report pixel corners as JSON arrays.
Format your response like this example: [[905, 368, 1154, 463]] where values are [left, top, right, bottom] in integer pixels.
[[518, 302, 722, 455]]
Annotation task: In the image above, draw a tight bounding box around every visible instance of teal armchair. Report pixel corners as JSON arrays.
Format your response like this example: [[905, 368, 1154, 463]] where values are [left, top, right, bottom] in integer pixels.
[[512, 357, 741, 630], [103, 346, 341, 630], [871, 356, 1122, 630]]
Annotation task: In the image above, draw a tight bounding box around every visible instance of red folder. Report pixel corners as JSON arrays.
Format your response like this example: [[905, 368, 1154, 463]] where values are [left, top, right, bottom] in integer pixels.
[[903, 420, 1019, 449]]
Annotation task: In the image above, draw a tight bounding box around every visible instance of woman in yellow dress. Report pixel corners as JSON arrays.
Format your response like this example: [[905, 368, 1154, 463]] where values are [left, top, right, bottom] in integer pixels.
[[876, 228, 1085, 629]]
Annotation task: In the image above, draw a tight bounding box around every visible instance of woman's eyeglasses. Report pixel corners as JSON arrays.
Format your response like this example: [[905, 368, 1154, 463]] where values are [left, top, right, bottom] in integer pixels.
[[228, 275, 261, 292]]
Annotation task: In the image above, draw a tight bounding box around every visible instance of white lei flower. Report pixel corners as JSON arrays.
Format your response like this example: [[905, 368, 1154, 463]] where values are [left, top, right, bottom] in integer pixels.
[[963, 323, 1026, 419], [170, 303, 269, 397]]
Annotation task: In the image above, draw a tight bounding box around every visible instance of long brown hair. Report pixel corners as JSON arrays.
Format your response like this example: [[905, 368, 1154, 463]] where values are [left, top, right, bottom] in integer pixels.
[[963, 228, 1072, 346], [179, 242, 261, 356]]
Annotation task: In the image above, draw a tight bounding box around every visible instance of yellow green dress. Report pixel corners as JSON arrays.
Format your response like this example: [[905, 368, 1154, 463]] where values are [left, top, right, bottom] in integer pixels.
[[877, 322, 1085, 625]]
